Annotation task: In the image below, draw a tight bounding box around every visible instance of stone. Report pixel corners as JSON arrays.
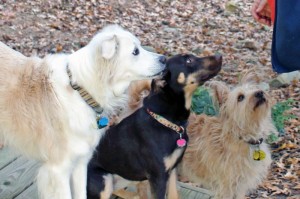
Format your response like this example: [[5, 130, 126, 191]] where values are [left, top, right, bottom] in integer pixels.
[[192, 47, 203, 55], [225, 1, 240, 13], [163, 27, 179, 33], [243, 40, 258, 51], [269, 71, 300, 88], [163, 27, 180, 37]]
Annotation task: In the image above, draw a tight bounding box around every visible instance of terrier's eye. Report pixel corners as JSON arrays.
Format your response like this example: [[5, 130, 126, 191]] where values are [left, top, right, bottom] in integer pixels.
[[237, 94, 245, 102], [186, 58, 192, 64], [132, 48, 139, 56]]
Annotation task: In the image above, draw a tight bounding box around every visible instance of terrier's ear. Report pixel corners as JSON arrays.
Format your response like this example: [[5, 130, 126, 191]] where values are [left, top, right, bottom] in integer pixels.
[[101, 35, 117, 59], [151, 78, 166, 93], [128, 80, 151, 111], [128, 80, 151, 98], [240, 68, 262, 84], [207, 81, 229, 106]]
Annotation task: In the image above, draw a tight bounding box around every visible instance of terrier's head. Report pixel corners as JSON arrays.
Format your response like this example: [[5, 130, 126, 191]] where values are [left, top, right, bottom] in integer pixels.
[[207, 70, 274, 139], [223, 84, 271, 127]]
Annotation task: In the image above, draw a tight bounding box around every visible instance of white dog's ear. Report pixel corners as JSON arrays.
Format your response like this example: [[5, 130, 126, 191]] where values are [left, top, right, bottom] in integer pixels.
[[101, 35, 117, 59]]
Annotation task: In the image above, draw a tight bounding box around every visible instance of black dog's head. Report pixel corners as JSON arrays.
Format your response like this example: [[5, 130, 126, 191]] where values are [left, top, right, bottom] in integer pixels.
[[164, 54, 222, 91], [157, 54, 222, 109]]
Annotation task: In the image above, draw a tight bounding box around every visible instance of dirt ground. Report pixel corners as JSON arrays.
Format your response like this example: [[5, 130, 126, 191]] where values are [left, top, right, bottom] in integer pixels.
[[0, 0, 299, 198]]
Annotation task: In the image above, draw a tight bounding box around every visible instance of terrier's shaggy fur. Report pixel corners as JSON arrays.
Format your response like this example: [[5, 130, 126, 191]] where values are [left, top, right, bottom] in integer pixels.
[[179, 73, 276, 199]]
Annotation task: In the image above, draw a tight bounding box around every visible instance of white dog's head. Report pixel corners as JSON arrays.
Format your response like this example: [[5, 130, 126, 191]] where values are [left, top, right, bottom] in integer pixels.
[[68, 25, 166, 114], [85, 25, 166, 95]]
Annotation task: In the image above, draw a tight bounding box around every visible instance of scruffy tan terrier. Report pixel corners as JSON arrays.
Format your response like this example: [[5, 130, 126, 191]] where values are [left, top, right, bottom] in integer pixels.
[[179, 72, 277, 199]]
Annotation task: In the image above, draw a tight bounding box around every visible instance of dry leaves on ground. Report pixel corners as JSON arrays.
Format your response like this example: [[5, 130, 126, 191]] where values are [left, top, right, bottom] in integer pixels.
[[0, 0, 299, 198]]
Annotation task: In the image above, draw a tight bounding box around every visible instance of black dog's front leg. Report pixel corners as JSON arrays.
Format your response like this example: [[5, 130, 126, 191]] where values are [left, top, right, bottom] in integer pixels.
[[87, 163, 113, 199], [149, 172, 169, 199]]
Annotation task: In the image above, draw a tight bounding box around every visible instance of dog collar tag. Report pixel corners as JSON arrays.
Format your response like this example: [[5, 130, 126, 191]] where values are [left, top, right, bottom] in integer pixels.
[[177, 133, 186, 147], [97, 117, 109, 129], [177, 138, 187, 147], [253, 150, 266, 161]]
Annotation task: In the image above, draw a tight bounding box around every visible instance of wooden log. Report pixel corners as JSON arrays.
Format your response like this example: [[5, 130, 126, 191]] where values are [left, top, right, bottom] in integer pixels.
[[14, 183, 38, 199], [0, 147, 20, 170], [178, 182, 214, 199], [0, 156, 40, 199]]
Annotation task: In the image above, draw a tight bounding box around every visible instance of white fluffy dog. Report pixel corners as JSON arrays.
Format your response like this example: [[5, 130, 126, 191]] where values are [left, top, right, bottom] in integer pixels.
[[0, 25, 166, 199]]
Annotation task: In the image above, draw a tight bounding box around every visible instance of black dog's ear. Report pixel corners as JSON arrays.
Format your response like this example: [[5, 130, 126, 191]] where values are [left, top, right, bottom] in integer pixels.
[[151, 78, 166, 93], [162, 70, 171, 82]]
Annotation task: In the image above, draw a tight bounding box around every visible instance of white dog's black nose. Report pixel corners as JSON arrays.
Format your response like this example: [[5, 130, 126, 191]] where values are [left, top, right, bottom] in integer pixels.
[[159, 56, 167, 64], [255, 91, 264, 99]]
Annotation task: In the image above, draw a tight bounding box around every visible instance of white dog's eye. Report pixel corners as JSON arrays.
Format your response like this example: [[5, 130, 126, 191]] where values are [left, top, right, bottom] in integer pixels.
[[237, 94, 245, 102], [132, 48, 140, 56]]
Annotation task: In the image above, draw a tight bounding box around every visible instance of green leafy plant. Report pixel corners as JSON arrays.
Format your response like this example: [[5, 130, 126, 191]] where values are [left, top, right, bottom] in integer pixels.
[[271, 99, 296, 135], [266, 132, 279, 144], [191, 86, 218, 116]]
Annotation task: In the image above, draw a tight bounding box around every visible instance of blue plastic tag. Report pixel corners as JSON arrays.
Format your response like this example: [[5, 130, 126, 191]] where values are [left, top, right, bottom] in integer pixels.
[[97, 117, 109, 129]]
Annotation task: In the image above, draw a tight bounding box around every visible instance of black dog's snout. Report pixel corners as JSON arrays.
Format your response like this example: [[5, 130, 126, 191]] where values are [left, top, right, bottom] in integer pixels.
[[255, 91, 264, 99], [159, 56, 167, 64]]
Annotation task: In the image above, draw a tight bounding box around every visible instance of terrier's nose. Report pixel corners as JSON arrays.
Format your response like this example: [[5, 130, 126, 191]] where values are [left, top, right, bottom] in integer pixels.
[[159, 56, 167, 64], [255, 91, 264, 99]]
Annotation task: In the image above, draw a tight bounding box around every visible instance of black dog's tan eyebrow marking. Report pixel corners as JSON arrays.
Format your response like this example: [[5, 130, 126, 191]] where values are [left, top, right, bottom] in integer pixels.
[[186, 74, 196, 85], [177, 72, 185, 84], [184, 74, 199, 109]]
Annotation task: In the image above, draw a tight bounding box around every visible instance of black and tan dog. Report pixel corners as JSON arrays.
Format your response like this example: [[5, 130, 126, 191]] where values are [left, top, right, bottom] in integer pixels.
[[87, 54, 222, 199]]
